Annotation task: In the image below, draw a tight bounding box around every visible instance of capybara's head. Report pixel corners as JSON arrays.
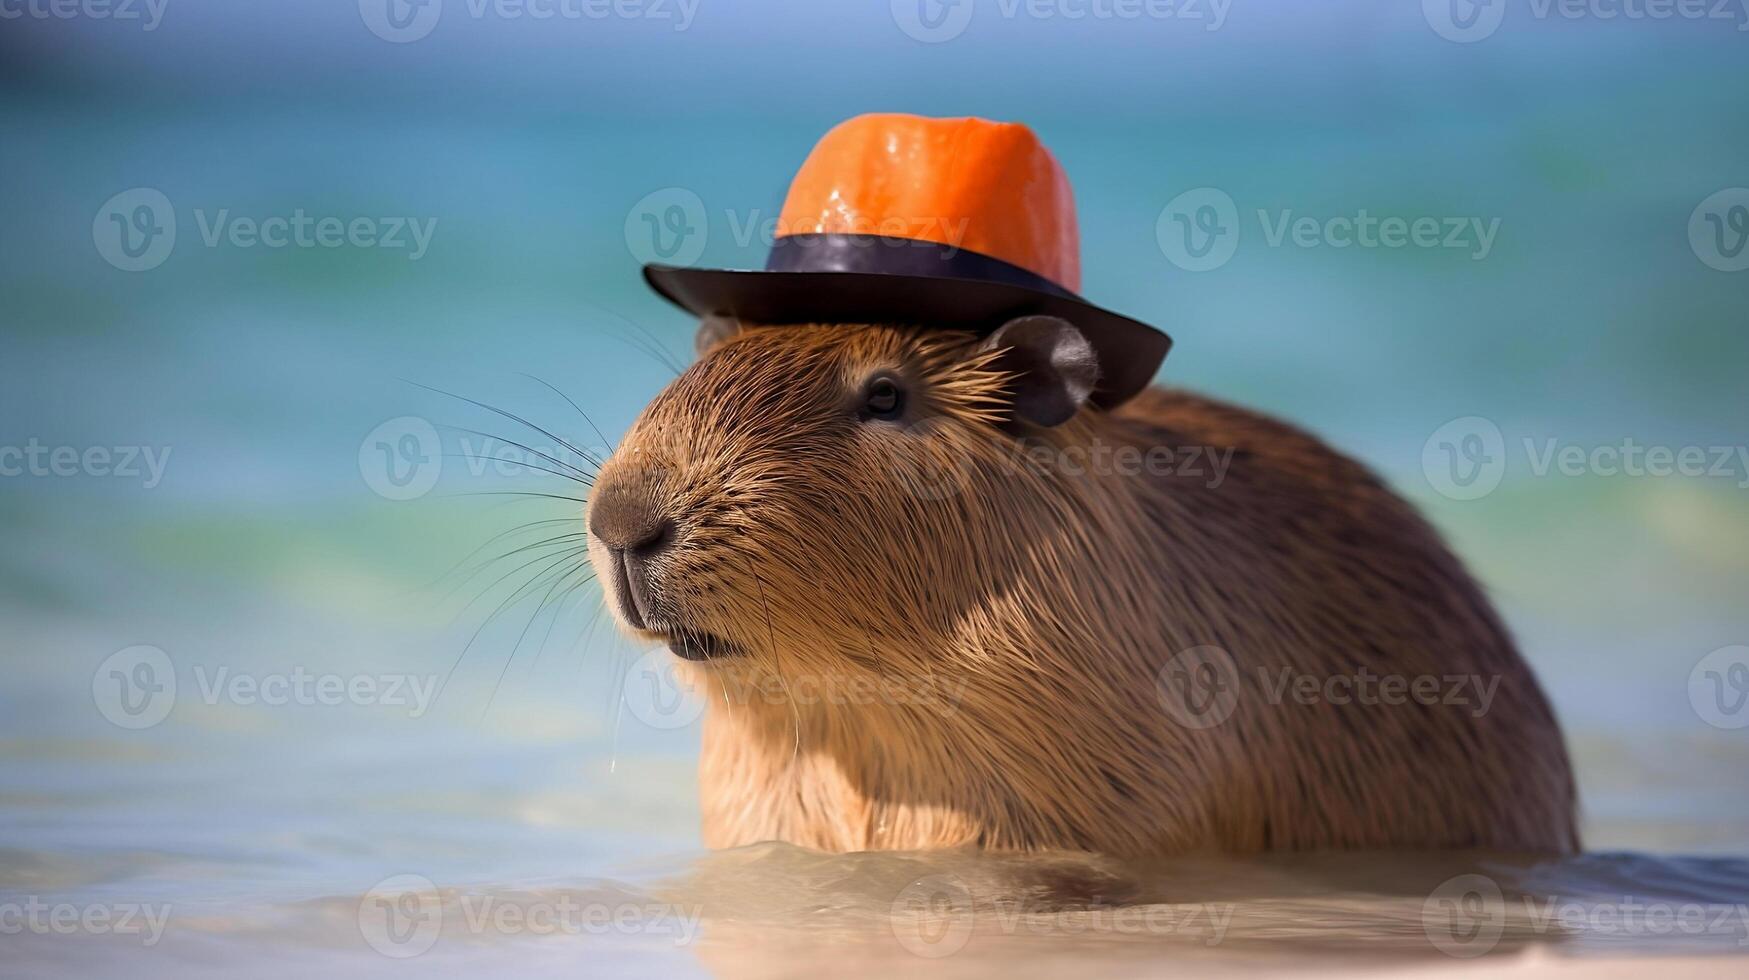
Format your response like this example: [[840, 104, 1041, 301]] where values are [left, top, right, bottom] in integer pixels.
[[586, 316, 1102, 676]]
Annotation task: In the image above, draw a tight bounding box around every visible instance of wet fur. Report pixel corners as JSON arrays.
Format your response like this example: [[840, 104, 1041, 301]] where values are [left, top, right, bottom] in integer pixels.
[[588, 324, 1580, 857]]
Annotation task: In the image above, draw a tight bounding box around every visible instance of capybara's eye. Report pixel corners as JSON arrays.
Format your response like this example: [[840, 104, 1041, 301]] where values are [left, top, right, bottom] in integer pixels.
[[863, 376, 905, 420]]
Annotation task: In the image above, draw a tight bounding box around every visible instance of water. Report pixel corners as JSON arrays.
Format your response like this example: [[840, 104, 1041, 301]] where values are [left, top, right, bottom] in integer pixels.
[[7, 581, 1749, 977], [9, 804, 1749, 976], [4, 572, 1748, 976]]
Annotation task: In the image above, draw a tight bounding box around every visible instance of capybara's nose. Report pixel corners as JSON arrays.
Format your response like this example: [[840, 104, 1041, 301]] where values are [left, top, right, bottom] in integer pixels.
[[588, 477, 673, 555]]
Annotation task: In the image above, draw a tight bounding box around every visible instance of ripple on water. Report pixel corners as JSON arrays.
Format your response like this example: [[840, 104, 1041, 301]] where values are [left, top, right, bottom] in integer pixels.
[[12, 843, 1743, 978]]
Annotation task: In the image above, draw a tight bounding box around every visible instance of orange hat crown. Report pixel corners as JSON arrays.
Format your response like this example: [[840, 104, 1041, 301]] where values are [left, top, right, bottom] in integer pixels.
[[641, 112, 1171, 408], [777, 114, 1082, 293]]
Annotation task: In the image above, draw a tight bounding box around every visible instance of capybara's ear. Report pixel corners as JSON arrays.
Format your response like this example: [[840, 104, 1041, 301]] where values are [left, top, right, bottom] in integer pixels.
[[977, 315, 1100, 428], [695, 315, 742, 358]]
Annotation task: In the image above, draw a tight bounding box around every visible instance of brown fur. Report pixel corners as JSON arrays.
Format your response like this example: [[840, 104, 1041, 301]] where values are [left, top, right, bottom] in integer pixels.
[[587, 323, 1580, 857]]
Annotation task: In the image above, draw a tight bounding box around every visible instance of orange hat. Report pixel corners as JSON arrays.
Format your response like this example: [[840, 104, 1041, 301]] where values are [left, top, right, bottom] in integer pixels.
[[643, 113, 1171, 407]]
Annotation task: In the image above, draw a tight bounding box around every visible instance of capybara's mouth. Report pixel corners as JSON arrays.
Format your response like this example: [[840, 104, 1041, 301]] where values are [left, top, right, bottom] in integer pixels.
[[660, 626, 742, 661]]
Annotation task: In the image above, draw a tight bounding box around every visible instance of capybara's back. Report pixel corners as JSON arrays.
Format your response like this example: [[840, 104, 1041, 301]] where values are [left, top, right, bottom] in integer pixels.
[[1114, 387, 1579, 852]]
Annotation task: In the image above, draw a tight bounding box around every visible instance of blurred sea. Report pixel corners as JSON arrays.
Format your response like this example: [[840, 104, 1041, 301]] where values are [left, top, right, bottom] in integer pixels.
[[2, 1, 1748, 974]]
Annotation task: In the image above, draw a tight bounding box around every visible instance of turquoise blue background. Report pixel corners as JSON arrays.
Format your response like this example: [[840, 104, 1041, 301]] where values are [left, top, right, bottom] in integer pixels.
[[3, 0, 1748, 934]]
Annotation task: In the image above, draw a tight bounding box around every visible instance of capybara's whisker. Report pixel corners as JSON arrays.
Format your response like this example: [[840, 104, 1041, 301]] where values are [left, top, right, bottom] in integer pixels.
[[441, 453, 593, 487], [436, 423, 597, 482], [519, 372, 616, 460], [586, 309, 684, 376], [424, 518, 582, 593], [532, 570, 599, 671], [407, 379, 602, 472], [484, 559, 594, 718], [439, 547, 593, 709], [440, 533, 594, 603], [446, 490, 591, 505]]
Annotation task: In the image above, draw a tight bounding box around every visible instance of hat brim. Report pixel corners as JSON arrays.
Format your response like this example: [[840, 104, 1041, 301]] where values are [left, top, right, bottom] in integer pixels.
[[643, 264, 1171, 409]]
